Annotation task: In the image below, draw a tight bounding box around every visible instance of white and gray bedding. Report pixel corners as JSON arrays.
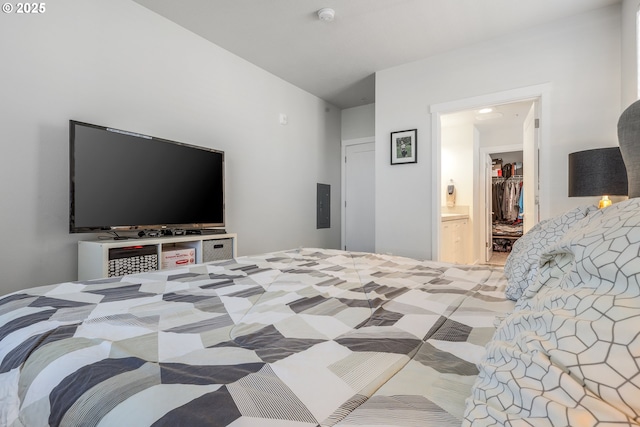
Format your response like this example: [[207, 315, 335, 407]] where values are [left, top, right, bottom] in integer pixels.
[[0, 248, 510, 426], [2, 197, 640, 426], [468, 198, 640, 426]]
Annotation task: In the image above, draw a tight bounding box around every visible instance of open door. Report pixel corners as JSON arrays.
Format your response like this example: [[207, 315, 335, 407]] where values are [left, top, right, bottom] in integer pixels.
[[485, 154, 493, 263], [522, 104, 538, 232]]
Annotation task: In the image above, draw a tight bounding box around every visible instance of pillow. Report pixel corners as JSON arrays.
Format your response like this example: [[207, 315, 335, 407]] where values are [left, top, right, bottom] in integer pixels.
[[464, 197, 640, 426], [503, 204, 598, 301]]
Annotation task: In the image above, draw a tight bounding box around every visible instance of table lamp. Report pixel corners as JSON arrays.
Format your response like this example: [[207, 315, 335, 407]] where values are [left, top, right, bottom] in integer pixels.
[[568, 147, 628, 208]]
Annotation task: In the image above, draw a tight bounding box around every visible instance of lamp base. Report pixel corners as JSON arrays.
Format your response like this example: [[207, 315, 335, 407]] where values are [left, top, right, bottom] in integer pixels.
[[598, 195, 612, 209]]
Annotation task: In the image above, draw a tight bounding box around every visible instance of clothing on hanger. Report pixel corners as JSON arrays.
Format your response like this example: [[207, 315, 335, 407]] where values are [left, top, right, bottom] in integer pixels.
[[492, 176, 523, 222]]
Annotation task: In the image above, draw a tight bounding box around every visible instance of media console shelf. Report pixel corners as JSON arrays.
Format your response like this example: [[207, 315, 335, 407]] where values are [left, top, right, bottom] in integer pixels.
[[78, 233, 237, 280]]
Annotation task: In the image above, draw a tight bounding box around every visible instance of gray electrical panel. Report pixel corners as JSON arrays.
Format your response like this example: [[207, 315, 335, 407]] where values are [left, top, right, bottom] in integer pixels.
[[317, 183, 330, 229]]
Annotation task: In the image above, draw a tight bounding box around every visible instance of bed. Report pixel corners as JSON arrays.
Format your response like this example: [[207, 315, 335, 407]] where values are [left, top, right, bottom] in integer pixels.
[[2, 194, 640, 426], [0, 247, 511, 426]]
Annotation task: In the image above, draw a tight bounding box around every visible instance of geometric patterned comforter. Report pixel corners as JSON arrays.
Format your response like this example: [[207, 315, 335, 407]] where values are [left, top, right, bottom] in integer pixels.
[[0, 248, 512, 426], [465, 198, 640, 426]]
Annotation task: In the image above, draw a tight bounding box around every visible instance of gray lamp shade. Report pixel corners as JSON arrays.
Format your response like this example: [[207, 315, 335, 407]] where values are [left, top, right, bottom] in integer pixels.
[[568, 147, 628, 197]]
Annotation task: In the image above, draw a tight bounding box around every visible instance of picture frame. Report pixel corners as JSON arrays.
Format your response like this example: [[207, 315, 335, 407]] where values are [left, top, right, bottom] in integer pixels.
[[390, 129, 417, 165]]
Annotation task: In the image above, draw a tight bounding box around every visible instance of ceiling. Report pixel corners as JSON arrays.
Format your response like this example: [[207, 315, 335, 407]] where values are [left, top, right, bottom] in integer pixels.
[[441, 100, 535, 132], [132, 0, 620, 110]]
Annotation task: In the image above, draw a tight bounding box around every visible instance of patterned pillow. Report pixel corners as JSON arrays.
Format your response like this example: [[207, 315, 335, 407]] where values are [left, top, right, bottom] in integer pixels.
[[464, 197, 640, 426], [503, 204, 598, 301]]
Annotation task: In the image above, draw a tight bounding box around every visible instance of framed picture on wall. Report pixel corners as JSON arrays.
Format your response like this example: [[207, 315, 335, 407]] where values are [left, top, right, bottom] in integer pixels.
[[390, 129, 417, 165]]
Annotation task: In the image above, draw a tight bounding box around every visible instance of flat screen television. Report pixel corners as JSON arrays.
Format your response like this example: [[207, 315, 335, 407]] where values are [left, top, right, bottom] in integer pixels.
[[69, 120, 225, 234]]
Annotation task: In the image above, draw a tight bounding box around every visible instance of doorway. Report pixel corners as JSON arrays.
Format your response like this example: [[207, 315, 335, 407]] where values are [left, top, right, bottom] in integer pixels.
[[484, 148, 525, 265], [441, 101, 534, 265], [431, 84, 549, 264]]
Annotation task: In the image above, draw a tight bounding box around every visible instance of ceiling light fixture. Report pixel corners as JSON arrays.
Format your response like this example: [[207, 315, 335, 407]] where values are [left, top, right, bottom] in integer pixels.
[[317, 8, 335, 22], [478, 107, 493, 114]]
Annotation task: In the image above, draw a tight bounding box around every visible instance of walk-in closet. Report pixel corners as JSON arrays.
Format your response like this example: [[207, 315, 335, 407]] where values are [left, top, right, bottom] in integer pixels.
[[490, 151, 524, 257]]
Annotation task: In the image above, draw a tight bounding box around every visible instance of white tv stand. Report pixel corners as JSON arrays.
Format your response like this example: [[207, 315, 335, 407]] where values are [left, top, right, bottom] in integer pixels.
[[78, 233, 237, 280]]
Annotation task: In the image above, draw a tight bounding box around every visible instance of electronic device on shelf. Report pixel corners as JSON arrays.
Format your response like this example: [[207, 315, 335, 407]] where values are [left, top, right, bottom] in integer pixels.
[[69, 120, 225, 234]]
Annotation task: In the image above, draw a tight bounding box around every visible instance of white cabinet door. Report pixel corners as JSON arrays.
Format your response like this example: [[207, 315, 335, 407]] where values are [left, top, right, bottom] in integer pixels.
[[440, 219, 468, 264], [441, 222, 455, 263]]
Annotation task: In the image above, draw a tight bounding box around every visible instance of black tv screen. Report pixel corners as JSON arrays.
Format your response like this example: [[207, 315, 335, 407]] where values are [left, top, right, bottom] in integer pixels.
[[70, 120, 224, 233]]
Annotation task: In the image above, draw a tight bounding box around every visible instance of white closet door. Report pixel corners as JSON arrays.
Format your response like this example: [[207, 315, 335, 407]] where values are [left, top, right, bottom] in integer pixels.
[[345, 142, 375, 252]]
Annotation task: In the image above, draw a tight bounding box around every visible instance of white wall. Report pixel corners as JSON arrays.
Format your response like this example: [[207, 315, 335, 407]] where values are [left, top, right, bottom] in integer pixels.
[[342, 104, 375, 140], [622, 0, 640, 109], [0, 0, 341, 295], [480, 126, 525, 150], [375, 5, 622, 260]]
